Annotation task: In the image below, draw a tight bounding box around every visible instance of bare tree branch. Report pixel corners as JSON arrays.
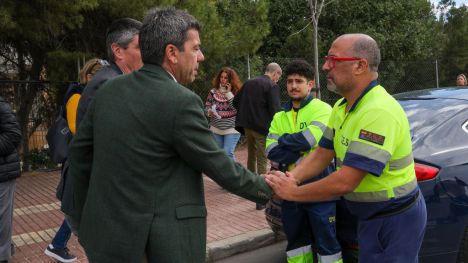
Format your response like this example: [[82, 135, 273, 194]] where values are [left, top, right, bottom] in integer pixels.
[[308, 0, 335, 99], [287, 21, 312, 38]]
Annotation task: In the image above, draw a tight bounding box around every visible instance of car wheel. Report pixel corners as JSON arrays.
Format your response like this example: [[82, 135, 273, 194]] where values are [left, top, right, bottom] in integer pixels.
[[457, 227, 468, 263], [264, 198, 285, 237]]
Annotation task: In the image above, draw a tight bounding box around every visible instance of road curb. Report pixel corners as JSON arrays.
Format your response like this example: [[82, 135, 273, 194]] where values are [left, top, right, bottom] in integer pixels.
[[206, 228, 285, 262]]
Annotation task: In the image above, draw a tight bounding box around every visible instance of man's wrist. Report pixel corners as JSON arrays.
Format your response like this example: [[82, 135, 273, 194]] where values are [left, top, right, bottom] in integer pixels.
[[287, 171, 301, 185]]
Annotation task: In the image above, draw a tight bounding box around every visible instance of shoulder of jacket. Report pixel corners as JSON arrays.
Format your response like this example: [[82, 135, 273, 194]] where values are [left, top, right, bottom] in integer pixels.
[[169, 82, 199, 100], [88, 66, 121, 87], [310, 98, 332, 109], [273, 110, 287, 120], [0, 98, 11, 111]]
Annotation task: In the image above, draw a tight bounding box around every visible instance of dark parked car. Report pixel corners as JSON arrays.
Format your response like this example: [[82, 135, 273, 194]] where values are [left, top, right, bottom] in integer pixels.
[[394, 87, 468, 263], [265, 87, 468, 262]]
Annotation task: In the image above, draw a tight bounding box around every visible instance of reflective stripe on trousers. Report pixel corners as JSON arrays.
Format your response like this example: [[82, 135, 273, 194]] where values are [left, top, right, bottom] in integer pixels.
[[318, 251, 343, 263], [286, 246, 343, 263], [287, 245, 313, 263]]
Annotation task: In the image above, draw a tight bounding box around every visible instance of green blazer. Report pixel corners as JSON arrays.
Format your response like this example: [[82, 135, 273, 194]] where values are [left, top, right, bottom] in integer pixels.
[[69, 64, 272, 263]]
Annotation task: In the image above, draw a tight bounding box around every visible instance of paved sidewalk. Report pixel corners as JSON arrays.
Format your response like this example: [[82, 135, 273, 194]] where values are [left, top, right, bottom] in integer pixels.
[[9, 147, 282, 262]]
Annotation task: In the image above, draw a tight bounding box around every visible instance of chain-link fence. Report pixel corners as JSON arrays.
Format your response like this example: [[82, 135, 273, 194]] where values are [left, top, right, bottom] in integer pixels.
[[191, 58, 446, 106], [0, 58, 460, 170]]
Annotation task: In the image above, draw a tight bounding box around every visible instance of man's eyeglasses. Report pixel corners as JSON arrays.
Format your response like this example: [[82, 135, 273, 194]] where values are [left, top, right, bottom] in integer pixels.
[[324, 56, 362, 69]]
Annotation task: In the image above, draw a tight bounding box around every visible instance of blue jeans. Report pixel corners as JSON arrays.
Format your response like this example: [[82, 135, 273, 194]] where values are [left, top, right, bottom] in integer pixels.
[[212, 133, 241, 160], [51, 219, 71, 249]]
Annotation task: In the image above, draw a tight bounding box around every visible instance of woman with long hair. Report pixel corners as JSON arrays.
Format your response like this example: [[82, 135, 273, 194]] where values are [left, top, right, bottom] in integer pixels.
[[205, 67, 242, 160]]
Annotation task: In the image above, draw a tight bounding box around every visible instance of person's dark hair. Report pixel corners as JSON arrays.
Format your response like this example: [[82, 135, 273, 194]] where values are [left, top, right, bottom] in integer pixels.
[[106, 18, 142, 62], [349, 34, 381, 72], [284, 59, 314, 81], [139, 7, 201, 65]]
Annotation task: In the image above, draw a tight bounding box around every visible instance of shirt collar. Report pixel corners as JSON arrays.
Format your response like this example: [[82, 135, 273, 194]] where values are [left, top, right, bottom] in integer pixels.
[[282, 94, 313, 111], [110, 62, 123, 75], [166, 71, 177, 83], [339, 80, 379, 112]]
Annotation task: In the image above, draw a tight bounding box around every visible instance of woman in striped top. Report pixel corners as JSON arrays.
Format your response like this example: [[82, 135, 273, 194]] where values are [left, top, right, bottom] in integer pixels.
[[205, 67, 242, 160]]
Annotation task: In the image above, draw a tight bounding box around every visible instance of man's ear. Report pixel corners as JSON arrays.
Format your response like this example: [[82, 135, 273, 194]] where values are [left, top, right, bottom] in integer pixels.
[[111, 43, 122, 60], [307, 79, 315, 92], [165, 44, 179, 64], [354, 59, 369, 75]]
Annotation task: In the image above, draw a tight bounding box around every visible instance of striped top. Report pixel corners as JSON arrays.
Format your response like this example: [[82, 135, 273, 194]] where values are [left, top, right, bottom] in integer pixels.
[[205, 89, 237, 131]]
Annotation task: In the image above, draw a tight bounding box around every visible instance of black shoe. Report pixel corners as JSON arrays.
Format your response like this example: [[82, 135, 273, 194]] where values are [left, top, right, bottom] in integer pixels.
[[256, 203, 265, 210], [44, 245, 77, 262]]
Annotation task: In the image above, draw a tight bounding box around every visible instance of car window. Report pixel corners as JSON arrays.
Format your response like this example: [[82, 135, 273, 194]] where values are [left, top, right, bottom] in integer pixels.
[[397, 98, 468, 142], [425, 109, 468, 153]]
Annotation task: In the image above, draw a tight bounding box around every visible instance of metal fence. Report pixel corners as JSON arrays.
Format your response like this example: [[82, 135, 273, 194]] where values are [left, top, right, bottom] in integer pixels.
[[0, 58, 460, 169], [190, 59, 448, 106], [0, 80, 72, 170]]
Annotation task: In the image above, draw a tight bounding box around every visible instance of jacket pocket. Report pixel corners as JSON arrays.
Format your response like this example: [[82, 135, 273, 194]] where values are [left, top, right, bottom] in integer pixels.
[[175, 205, 207, 219]]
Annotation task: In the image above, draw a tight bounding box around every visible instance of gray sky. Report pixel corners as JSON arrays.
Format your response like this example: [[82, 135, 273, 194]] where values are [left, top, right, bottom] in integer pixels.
[[455, 0, 468, 5], [431, 0, 468, 6]]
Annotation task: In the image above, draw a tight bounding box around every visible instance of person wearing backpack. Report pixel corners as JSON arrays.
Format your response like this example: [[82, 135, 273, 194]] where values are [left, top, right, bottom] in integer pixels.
[[44, 58, 105, 263]]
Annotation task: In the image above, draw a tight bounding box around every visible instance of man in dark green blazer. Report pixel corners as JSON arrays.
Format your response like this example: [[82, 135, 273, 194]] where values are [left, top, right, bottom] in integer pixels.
[[69, 7, 272, 263]]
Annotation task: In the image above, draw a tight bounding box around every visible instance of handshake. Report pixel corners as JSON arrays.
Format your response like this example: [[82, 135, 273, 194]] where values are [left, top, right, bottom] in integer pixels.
[[263, 170, 300, 201]]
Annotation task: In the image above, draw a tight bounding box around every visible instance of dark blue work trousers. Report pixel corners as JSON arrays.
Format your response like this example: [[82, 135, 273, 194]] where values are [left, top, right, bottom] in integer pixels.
[[281, 200, 342, 256], [358, 195, 427, 263]]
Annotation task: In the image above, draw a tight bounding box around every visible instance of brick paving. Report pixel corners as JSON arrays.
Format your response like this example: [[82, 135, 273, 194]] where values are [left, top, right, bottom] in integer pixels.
[[8, 146, 269, 262]]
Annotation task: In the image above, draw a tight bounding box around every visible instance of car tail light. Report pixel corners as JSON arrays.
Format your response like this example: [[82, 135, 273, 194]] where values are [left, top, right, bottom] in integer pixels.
[[414, 163, 439, 181]]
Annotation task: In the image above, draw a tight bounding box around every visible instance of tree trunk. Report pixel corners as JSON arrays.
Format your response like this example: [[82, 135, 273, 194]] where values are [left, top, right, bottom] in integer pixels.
[[309, 0, 322, 99], [14, 43, 45, 171], [313, 21, 321, 99]]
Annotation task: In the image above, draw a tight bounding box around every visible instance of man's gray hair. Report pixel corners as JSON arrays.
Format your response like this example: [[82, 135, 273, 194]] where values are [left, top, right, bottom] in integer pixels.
[[349, 34, 381, 72], [140, 7, 201, 65], [106, 18, 142, 62], [265, 62, 281, 74]]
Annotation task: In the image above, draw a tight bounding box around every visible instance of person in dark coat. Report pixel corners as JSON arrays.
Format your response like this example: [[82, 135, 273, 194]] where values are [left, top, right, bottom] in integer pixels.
[[59, 17, 143, 233], [75, 17, 143, 128], [233, 63, 282, 209], [0, 97, 21, 263], [68, 7, 272, 263]]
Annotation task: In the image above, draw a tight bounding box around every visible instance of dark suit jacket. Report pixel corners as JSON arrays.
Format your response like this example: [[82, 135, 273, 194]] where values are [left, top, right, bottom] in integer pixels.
[[75, 63, 122, 128], [233, 75, 281, 135], [61, 63, 122, 217], [69, 64, 272, 263]]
